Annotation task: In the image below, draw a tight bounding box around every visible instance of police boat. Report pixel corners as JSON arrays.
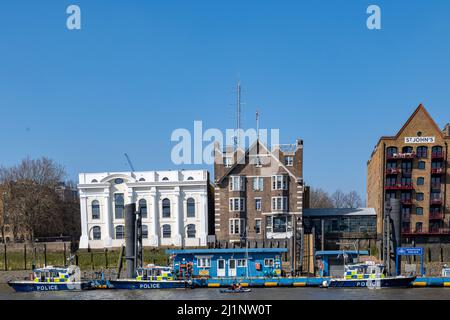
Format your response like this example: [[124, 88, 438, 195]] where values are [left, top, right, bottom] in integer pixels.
[[8, 265, 91, 292], [109, 265, 193, 289], [321, 261, 416, 288]]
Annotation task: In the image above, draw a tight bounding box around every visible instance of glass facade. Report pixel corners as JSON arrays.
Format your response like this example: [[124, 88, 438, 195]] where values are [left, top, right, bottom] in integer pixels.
[[304, 215, 377, 237]]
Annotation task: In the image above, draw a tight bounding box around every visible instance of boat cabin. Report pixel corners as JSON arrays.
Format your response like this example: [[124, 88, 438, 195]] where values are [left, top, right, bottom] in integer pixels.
[[166, 248, 287, 278], [344, 262, 385, 279], [32, 266, 78, 283], [135, 265, 174, 281]]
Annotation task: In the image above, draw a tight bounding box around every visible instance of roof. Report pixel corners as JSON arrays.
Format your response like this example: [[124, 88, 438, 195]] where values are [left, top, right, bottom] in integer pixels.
[[315, 250, 369, 256], [166, 248, 288, 255], [303, 208, 376, 217]]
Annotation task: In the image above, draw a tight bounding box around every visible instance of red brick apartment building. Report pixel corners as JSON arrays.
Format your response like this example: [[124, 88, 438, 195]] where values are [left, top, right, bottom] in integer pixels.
[[213, 139, 305, 246], [367, 104, 450, 246]]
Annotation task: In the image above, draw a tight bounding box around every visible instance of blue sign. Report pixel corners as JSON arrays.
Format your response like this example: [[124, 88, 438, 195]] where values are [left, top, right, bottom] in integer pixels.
[[396, 247, 423, 256]]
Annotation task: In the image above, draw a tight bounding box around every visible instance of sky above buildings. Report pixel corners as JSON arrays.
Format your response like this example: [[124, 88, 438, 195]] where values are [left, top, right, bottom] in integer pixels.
[[0, 1, 449, 198]]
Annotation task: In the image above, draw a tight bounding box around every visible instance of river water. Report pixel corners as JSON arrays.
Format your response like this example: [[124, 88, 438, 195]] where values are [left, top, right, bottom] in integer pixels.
[[0, 284, 448, 300]]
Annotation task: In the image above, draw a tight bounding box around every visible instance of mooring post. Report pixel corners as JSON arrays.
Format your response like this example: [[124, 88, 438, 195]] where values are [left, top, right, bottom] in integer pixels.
[[105, 248, 108, 268], [4, 244, 7, 271], [44, 244, 47, 267], [24, 244, 27, 270], [91, 251, 94, 270], [63, 243, 67, 267], [125, 203, 137, 279]]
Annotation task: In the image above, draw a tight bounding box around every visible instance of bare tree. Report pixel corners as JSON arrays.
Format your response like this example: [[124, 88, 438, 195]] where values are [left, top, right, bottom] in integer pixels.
[[343, 190, 363, 209], [309, 187, 334, 208], [331, 189, 347, 208]]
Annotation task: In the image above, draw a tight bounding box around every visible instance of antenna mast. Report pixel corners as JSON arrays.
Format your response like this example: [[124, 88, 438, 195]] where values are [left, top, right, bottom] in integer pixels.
[[256, 109, 260, 140], [236, 80, 241, 149]]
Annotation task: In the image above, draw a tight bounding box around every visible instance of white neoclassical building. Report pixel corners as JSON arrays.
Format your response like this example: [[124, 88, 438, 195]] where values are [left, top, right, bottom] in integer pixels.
[[78, 170, 211, 249]]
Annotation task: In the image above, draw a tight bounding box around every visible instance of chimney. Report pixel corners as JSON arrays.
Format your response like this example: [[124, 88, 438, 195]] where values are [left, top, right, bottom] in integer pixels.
[[444, 123, 450, 136]]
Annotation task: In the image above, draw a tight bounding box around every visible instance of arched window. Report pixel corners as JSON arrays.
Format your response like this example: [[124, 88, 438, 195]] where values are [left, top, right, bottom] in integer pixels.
[[162, 224, 171, 238], [139, 199, 147, 219], [187, 198, 195, 218], [162, 198, 171, 218], [115, 225, 125, 239], [162, 177, 169, 181], [187, 224, 196, 238], [415, 222, 423, 233], [416, 146, 428, 158], [402, 146, 413, 153], [92, 226, 101, 240], [187, 176, 194, 181], [139, 178, 146, 182], [387, 147, 397, 157], [91, 179, 98, 183], [432, 146, 443, 157], [114, 194, 125, 219], [92, 200, 100, 219], [142, 225, 148, 239]]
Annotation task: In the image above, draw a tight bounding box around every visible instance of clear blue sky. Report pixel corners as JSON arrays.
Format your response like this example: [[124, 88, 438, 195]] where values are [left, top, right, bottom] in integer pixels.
[[1, 1, 450, 198]]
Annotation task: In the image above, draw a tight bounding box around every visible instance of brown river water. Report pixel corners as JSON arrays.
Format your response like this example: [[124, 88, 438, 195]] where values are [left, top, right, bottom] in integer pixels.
[[0, 284, 449, 300]]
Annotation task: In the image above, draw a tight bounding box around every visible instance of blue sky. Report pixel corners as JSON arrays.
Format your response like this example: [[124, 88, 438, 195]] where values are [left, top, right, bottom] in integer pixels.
[[1, 1, 449, 198]]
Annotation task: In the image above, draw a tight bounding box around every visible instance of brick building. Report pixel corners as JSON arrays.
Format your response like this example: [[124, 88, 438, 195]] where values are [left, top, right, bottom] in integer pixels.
[[213, 139, 305, 246], [367, 104, 450, 247]]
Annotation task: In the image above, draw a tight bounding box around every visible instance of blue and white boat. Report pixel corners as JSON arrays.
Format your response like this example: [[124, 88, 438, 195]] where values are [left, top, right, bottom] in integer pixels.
[[322, 261, 416, 288], [109, 265, 193, 289], [8, 265, 91, 292]]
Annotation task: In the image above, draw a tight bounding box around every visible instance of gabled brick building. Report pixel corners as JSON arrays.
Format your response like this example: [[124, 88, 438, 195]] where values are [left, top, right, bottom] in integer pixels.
[[213, 139, 305, 245], [367, 104, 450, 244]]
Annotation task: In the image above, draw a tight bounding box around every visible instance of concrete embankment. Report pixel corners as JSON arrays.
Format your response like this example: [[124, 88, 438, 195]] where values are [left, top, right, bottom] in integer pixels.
[[0, 271, 30, 284]]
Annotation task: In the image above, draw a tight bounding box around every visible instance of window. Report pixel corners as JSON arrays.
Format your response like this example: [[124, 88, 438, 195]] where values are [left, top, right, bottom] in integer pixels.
[[264, 258, 274, 267], [431, 161, 443, 169], [253, 177, 264, 191], [432, 146, 443, 157], [114, 194, 124, 219], [402, 146, 413, 153], [417, 177, 425, 186], [416, 207, 423, 215], [91, 179, 98, 183], [162, 224, 171, 238], [186, 224, 196, 238], [255, 219, 262, 234], [229, 176, 245, 191], [162, 177, 169, 181], [267, 216, 292, 233], [115, 225, 125, 239], [431, 177, 441, 188], [272, 197, 288, 211], [417, 146, 428, 158], [415, 222, 423, 233], [92, 200, 100, 219], [416, 193, 424, 201], [386, 161, 397, 169], [92, 226, 101, 240], [114, 178, 124, 184], [401, 161, 412, 172], [387, 147, 397, 157], [139, 178, 146, 182], [237, 259, 247, 267], [401, 192, 411, 201], [187, 176, 194, 180], [187, 198, 195, 217], [285, 156, 294, 166], [224, 156, 233, 168], [229, 218, 245, 235], [197, 257, 211, 268], [272, 175, 288, 190], [255, 198, 262, 211], [139, 199, 147, 218], [386, 177, 397, 187], [162, 198, 171, 218], [142, 225, 148, 239], [418, 161, 426, 170], [229, 198, 245, 211], [254, 156, 262, 167]]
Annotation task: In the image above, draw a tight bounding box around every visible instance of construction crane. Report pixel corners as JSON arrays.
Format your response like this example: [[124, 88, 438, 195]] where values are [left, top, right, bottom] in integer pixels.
[[124, 153, 136, 178]]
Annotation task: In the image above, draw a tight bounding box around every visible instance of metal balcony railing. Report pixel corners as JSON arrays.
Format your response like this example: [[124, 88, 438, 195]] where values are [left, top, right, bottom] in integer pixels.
[[387, 152, 416, 160], [431, 152, 444, 159]]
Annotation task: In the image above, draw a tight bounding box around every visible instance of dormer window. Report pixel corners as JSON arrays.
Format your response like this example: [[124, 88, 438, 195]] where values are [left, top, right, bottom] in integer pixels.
[[224, 156, 233, 168], [284, 156, 294, 166]]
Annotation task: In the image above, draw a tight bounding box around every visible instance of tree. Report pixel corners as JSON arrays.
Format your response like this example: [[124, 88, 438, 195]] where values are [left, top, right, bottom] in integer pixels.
[[309, 187, 334, 208], [331, 190, 347, 208], [343, 191, 363, 209]]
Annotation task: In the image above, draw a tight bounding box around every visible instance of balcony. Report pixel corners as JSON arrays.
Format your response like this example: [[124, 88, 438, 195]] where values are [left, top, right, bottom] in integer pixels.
[[429, 212, 444, 220], [430, 198, 443, 205], [385, 183, 414, 190], [431, 183, 441, 190], [400, 199, 413, 205], [431, 152, 444, 160], [386, 168, 401, 175], [387, 152, 416, 160], [402, 228, 450, 235], [431, 167, 444, 175]]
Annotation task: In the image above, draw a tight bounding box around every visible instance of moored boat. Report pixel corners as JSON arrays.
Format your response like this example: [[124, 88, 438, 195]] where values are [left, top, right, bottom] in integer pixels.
[[8, 265, 91, 292], [322, 261, 416, 288], [109, 265, 193, 289]]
